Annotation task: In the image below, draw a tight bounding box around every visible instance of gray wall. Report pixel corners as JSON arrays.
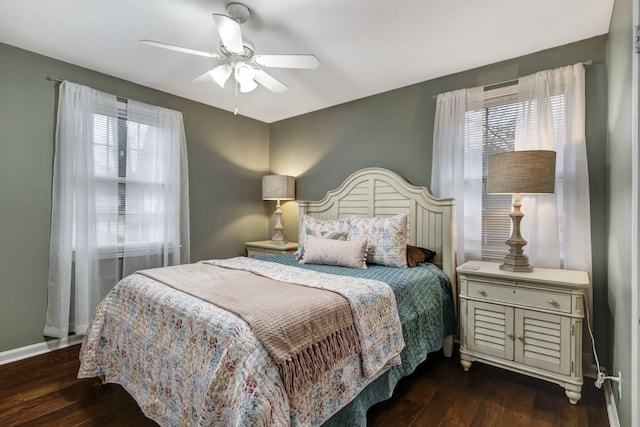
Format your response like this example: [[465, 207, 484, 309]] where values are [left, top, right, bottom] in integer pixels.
[[0, 43, 270, 352], [270, 36, 610, 366], [607, 0, 633, 424]]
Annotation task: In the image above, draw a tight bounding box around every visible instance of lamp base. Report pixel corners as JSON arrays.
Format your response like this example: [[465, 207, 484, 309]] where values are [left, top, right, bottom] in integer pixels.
[[499, 254, 533, 272], [500, 193, 533, 273], [270, 230, 288, 245], [270, 200, 288, 245]]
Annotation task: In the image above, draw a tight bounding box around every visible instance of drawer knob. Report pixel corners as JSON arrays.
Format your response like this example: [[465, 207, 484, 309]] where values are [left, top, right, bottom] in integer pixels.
[[547, 298, 558, 306], [477, 289, 487, 296], [507, 333, 515, 340], [516, 335, 523, 342]]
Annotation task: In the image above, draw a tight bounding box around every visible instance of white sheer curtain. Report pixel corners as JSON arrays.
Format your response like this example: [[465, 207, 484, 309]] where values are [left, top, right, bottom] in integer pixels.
[[515, 63, 591, 277], [431, 87, 484, 265], [121, 100, 191, 276], [45, 81, 190, 338], [431, 63, 591, 282]]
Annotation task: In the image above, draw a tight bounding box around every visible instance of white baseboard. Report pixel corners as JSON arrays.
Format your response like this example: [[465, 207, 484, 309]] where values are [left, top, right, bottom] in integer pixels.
[[0, 335, 84, 366], [604, 380, 621, 427], [581, 360, 620, 427]]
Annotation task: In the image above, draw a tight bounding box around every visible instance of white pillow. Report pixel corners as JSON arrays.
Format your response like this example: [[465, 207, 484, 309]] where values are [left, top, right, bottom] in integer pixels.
[[300, 235, 367, 269], [296, 215, 352, 259]]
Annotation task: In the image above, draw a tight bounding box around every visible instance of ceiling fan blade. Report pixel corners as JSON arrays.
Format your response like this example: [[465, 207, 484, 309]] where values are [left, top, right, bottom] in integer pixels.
[[141, 39, 221, 58], [253, 69, 288, 94], [253, 54, 319, 69], [213, 14, 244, 55], [192, 70, 214, 84]]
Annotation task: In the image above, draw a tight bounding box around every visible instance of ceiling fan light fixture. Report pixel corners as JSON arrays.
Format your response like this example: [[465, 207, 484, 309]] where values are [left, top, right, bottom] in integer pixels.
[[234, 62, 257, 92], [209, 64, 232, 87], [234, 62, 255, 84], [239, 80, 257, 93]]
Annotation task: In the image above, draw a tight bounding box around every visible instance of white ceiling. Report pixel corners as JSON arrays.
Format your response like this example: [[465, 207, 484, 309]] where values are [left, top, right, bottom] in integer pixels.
[[0, 0, 613, 123]]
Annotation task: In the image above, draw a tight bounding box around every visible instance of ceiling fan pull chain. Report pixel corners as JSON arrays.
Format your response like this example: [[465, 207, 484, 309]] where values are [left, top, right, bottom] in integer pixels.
[[234, 80, 239, 115]]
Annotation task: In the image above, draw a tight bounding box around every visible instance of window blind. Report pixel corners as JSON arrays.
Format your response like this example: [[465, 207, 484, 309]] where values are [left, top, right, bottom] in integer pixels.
[[90, 101, 170, 252]]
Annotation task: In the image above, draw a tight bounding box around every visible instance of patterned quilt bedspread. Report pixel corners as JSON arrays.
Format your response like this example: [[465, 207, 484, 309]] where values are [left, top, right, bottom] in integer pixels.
[[263, 254, 457, 426], [78, 255, 455, 426]]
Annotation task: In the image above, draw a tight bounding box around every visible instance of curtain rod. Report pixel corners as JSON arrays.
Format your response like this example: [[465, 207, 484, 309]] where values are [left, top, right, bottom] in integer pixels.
[[46, 76, 65, 84], [431, 59, 593, 100], [45, 76, 187, 116], [46, 76, 128, 104]]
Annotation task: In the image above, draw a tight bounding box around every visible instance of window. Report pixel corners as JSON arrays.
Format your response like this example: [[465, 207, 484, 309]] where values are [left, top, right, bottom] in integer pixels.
[[46, 81, 189, 338], [89, 100, 170, 254], [463, 85, 566, 264]]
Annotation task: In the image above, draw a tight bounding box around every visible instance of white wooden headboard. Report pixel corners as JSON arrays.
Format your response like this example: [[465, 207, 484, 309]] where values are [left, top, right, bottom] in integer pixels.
[[297, 167, 456, 292]]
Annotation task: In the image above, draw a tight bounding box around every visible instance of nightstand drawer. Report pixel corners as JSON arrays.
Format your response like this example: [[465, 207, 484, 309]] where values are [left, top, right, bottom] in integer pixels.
[[467, 280, 571, 313], [247, 247, 270, 258], [247, 247, 291, 258], [245, 240, 298, 258]]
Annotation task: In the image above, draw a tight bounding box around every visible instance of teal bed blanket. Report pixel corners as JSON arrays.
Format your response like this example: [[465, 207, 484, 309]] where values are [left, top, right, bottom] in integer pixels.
[[259, 254, 457, 426]]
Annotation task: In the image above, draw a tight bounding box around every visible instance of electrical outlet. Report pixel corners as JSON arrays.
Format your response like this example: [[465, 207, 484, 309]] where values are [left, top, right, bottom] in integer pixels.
[[617, 371, 622, 400], [608, 371, 623, 400]]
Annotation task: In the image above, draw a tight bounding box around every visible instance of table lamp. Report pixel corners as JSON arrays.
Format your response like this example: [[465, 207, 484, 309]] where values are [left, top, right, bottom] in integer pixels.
[[262, 175, 295, 245], [487, 150, 556, 272]]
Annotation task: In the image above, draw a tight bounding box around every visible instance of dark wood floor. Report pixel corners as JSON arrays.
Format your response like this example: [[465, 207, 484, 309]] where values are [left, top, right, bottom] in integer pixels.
[[366, 350, 608, 427], [0, 344, 608, 426]]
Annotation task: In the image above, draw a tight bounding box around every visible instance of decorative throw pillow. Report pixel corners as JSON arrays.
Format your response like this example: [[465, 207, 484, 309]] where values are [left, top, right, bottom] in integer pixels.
[[406, 245, 437, 267], [300, 235, 367, 269], [311, 230, 349, 241], [348, 214, 408, 268], [296, 215, 352, 259]]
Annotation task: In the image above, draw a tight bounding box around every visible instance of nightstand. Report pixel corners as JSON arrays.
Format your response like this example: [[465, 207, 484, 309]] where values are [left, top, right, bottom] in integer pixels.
[[245, 240, 298, 258], [457, 260, 589, 404]]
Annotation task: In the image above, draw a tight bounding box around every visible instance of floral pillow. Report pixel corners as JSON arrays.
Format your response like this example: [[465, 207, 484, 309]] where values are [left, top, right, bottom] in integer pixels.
[[348, 213, 408, 268], [300, 235, 367, 269], [296, 215, 352, 259]]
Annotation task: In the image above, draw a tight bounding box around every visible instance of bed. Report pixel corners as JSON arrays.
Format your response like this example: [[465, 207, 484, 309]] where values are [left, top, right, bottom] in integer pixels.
[[78, 167, 457, 426]]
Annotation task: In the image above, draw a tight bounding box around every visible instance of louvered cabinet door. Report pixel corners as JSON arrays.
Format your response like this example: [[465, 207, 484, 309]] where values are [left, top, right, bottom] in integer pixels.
[[466, 300, 514, 360], [514, 309, 571, 375]]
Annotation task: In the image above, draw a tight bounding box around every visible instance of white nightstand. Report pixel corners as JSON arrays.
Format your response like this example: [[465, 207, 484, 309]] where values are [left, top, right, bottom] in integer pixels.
[[245, 240, 298, 258], [457, 260, 589, 404]]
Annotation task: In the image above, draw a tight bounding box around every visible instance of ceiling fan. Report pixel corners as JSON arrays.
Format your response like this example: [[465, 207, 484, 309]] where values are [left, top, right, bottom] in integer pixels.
[[141, 2, 319, 94]]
